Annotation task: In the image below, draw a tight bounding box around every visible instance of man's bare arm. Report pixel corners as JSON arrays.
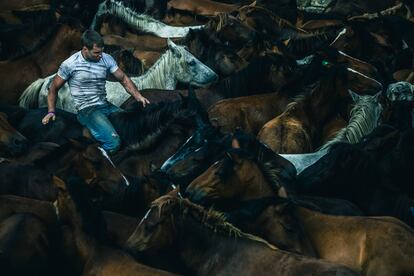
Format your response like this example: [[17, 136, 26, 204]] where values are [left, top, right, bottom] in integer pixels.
[[112, 68, 150, 107], [42, 75, 66, 125], [47, 75, 66, 112]]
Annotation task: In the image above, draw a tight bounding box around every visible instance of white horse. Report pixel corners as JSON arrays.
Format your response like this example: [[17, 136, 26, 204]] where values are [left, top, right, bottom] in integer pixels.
[[18, 40, 218, 113], [281, 90, 383, 175], [91, 0, 204, 38]]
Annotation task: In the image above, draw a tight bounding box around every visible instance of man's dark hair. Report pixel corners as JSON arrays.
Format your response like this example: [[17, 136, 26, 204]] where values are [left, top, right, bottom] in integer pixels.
[[81, 29, 104, 49]]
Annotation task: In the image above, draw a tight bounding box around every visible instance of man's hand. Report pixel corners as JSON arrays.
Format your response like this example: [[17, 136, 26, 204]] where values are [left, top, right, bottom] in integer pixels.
[[42, 112, 56, 125], [136, 94, 150, 108]]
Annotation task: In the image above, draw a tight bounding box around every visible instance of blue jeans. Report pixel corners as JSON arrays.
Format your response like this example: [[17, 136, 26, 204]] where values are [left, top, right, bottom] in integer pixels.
[[77, 103, 122, 153]]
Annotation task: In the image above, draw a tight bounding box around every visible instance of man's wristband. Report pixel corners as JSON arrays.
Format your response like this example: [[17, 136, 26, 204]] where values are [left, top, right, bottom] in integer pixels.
[[48, 111, 56, 115]]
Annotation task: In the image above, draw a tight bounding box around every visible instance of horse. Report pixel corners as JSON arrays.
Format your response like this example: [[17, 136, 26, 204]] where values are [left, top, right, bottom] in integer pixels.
[[226, 197, 414, 275], [0, 112, 29, 157], [18, 39, 218, 113], [109, 88, 211, 178], [52, 175, 178, 275], [0, 105, 83, 145], [125, 194, 359, 275], [0, 137, 128, 201], [167, 0, 241, 16], [297, 129, 414, 227], [185, 132, 297, 205], [0, 17, 84, 104], [280, 90, 383, 174], [181, 28, 249, 76], [91, 0, 203, 37], [0, 9, 57, 60], [257, 65, 381, 154], [0, 213, 59, 275], [0, 0, 53, 11]]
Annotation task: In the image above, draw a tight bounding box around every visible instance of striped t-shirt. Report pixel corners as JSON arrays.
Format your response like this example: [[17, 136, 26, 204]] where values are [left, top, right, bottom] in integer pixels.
[[57, 51, 119, 111]]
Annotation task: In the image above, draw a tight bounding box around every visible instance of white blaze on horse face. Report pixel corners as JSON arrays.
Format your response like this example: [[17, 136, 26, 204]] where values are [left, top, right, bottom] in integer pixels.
[[330, 28, 347, 46], [168, 40, 218, 87], [98, 147, 130, 186]]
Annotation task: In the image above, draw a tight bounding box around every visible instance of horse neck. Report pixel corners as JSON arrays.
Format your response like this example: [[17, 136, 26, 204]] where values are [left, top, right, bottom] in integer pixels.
[[131, 49, 177, 90], [307, 79, 345, 124], [175, 207, 255, 271], [60, 194, 98, 265], [34, 26, 79, 70], [109, 1, 168, 34], [321, 98, 379, 149]]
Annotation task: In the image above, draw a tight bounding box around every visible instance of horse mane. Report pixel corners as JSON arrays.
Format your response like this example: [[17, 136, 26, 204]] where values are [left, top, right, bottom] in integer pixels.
[[104, 0, 199, 37], [320, 93, 382, 149], [285, 31, 337, 57], [151, 195, 277, 249], [63, 175, 109, 242], [109, 99, 195, 151]]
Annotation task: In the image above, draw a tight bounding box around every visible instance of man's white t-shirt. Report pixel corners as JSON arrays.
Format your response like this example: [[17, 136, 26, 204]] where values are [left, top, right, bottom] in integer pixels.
[[57, 51, 119, 111]]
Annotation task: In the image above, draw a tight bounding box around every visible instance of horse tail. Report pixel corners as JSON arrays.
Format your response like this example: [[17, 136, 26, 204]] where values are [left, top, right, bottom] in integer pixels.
[[18, 78, 45, 108]]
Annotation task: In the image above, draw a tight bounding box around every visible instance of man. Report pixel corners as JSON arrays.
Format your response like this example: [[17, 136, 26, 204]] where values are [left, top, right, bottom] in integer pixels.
[[41, 29, 150, 153]]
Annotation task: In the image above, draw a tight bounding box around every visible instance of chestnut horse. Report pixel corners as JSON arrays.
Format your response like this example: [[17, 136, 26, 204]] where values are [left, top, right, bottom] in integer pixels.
[[257, 65, 381, 153], [125, 194, 359, 275], [167, 0, 241, 16], [0, 17, 83, 104], [53, 175, 177, 275]]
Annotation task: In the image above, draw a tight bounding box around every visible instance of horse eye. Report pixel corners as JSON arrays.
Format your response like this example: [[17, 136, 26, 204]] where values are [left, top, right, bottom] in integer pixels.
[[188, 60, 196, 66]]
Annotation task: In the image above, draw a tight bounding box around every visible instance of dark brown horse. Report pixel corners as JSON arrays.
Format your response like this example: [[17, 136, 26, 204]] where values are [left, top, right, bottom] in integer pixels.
[[0, 213, 58, 275], [0, 112, 29, 157], [125, 194, 359, 275], [167, 0, 240, 16], [53, 175, 177, 275], [0, 137, 128, 201], [0, 17, 84, 104]]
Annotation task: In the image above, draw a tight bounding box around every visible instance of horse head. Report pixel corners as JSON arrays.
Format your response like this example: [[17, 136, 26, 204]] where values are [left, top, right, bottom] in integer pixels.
[[167, 39, 218, 87]]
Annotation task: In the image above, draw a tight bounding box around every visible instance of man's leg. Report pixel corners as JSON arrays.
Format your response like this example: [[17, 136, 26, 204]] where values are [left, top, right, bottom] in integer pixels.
[[77, 107, 121, 153]]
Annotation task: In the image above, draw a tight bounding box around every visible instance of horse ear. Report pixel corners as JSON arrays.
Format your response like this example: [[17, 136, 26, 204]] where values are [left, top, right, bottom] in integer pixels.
[[348, 89, 360, 102], [52, 175, 66, 190], [168, 38, 182, 58]]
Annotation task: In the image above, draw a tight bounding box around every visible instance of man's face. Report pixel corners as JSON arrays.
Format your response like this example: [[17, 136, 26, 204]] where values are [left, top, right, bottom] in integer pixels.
[[83, 44, 103, 62]]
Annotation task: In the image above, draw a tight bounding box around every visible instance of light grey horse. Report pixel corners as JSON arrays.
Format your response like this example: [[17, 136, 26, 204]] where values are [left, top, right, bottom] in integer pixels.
[[18, 40, 218, 113], [281, 90, 383, 174], [91, 0, 204, 37]]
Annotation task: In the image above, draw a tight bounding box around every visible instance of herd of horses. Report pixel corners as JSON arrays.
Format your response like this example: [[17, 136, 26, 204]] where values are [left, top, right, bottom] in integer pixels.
[[1, 0, 414, 275]]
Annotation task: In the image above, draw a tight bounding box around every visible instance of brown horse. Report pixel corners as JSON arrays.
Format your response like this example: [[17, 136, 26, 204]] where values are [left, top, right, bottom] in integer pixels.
[[125, 194, 359, 275], [0, 194, 57, 225], [0, 213, 58, 275], [0, 137, 128, 201], [167, 0, 240, 16], [0, 0, 53, 11], [186, 136, 295, 203], [53, 175, 177, 275], [230, 200, 414, 275], [257, 65, 381, 153], [208, 92, 294, 135], [0, 17, 84, 104], [0, 17, 83, 104], [0, 112, 29, 157]]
